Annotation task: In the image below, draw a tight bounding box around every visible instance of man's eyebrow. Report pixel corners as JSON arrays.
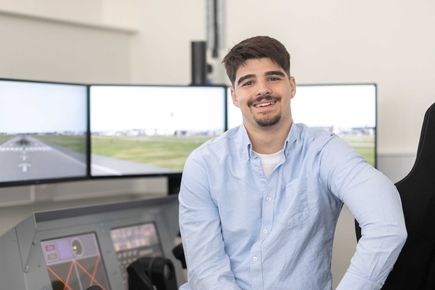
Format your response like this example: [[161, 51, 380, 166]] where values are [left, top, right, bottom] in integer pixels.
[[236, 74, 255, 86], [265, 71, 286, 77], [236, 71, 287, 86]]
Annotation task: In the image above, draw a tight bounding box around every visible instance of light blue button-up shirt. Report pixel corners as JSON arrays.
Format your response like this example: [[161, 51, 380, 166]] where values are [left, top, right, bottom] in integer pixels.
[[179, 123, 406, 290]]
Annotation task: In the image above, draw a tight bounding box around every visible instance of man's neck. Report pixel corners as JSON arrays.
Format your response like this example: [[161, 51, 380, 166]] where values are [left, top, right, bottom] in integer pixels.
[[245, 119, 292, 154]]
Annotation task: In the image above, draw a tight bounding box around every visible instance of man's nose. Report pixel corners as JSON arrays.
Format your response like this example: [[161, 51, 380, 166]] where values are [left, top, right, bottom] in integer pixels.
[[256, 80, 271, 96]]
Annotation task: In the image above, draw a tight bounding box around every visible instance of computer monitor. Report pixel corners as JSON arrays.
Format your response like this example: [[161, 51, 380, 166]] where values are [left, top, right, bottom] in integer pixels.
[[90, 85, 226, 177], [227, 84, 377, 166], [41, 232, 111, 290], [0, 79, 88, 186]]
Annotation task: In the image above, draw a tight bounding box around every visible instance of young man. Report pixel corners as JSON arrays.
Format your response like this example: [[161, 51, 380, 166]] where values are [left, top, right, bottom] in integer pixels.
[[178, 36, 407, 290]]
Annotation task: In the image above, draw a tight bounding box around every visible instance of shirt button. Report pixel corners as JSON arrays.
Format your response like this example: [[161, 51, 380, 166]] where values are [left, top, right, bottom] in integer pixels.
[[266, 196, 272, 202], [263, 229, 268, 234], [252, 256, 258, 262]]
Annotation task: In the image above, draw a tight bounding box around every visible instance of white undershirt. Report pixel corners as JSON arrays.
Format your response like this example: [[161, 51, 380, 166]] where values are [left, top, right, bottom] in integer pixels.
[[253, 149, 284, 177]]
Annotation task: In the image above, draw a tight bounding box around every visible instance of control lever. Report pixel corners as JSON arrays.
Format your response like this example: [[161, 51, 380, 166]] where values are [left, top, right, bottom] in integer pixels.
[[127, 257, 177, 290], [127, 260, 154, 290], [172, 243, 186, 269]]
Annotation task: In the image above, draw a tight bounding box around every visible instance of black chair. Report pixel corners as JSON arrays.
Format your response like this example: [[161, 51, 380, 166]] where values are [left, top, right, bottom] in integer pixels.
[[355, 102, 435, 289]]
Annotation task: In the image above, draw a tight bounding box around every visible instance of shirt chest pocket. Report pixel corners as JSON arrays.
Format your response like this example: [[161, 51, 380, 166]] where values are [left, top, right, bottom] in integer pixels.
[[277, 179, 317, 229]]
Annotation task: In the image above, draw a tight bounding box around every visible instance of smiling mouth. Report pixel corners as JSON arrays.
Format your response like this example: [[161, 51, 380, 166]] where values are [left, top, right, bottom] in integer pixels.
[[250, 96, 280, 108], [253, 100, 276, 108]]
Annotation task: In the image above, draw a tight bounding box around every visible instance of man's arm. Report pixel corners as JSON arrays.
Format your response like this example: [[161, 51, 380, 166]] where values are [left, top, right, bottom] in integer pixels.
[[320, 137, 407, 290], [179, 153, 242, 290]]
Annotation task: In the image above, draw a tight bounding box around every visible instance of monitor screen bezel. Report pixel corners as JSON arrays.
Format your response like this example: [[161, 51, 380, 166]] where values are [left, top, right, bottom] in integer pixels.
[[88, 83, 228, 181], [0, 77, 91, 188]]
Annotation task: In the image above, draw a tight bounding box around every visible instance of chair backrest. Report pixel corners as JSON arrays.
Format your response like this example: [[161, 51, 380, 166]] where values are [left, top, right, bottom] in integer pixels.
[[355, 102, 435, 290]]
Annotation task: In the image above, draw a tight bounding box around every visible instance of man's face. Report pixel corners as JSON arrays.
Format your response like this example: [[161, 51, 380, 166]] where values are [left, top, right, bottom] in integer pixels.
[[231, 57, 296, 130]]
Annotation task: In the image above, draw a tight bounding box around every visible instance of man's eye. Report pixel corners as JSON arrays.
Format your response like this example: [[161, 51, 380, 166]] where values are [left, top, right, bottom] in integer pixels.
[[269, 76, 281, 81], [241, 80, 253, 87]]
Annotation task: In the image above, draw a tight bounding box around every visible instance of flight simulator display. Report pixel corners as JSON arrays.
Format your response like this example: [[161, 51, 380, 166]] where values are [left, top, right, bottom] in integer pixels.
[[227, 84, 377, 166], [90, 85, 226, 176], [0, 195, 182, 290], [0, 79, 88, 185], [41, 232, 110, 290]]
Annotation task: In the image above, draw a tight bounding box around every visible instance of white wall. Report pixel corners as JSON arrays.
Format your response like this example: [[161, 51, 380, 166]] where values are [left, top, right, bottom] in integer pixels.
[[129, 0, 206, 84], [0, 9, 132, 83], [0, 0, 206, 84]]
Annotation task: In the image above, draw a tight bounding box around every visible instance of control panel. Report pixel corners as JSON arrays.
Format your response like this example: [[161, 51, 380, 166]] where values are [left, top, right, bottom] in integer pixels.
[[0, 195, 182, 290]]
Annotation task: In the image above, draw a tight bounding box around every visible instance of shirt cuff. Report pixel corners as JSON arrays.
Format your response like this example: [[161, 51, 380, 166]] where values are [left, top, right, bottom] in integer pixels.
[[336, 270, 383, 290]]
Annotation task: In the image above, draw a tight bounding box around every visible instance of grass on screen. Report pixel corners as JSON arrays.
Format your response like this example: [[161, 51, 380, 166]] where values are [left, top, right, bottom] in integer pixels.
[[91, 134, 375, 171], [92, 136, 212, 171], [0, 135, 11, 144], [341, 134, 375, 166], [39, 135, 87, 154]]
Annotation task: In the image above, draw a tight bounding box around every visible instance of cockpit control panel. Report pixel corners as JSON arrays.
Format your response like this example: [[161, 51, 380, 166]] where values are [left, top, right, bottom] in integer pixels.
[[0, 195, 182, 290]]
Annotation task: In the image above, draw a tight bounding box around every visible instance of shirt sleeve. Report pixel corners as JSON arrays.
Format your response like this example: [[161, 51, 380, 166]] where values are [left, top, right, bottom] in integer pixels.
[[178, 152, 242, 290], [319, 136, 407, 290]]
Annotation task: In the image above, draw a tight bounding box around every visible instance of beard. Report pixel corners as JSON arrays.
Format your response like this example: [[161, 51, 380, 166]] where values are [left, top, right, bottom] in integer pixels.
[[254, 113, 281, 127], [249, 95, 282, 127]]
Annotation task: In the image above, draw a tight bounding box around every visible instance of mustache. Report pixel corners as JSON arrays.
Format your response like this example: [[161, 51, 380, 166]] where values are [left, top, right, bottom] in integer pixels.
[[248, 95, 281, 107]]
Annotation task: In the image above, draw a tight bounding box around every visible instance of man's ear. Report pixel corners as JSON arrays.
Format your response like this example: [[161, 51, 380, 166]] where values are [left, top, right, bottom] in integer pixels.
[[289, 76, 296, 99], [231, 87, 240, 108]]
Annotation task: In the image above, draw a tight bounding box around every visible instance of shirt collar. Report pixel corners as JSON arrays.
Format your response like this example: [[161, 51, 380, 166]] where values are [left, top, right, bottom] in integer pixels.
[[238, 122, 299, 161]]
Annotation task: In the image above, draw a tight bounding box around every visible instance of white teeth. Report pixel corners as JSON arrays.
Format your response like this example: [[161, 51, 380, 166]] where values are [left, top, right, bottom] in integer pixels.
[[255, 102, 273, 107]]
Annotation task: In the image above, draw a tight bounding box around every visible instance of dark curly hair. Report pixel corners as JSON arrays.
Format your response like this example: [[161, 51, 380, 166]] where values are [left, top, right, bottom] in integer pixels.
[[222, 36, 291, 85]]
